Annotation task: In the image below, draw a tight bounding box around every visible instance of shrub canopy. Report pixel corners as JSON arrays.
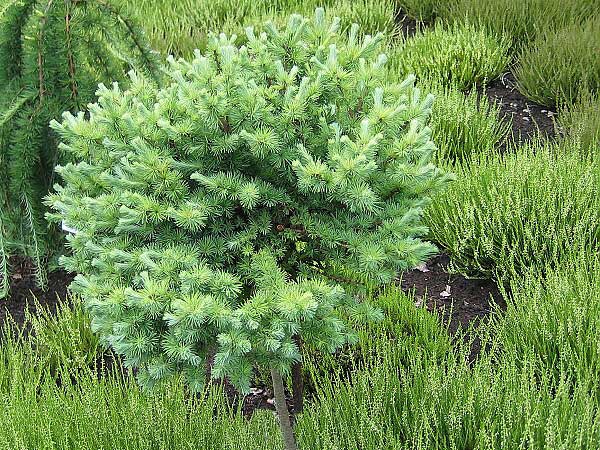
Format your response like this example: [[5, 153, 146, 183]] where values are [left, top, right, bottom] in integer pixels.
[[48, 9, 448, 392]]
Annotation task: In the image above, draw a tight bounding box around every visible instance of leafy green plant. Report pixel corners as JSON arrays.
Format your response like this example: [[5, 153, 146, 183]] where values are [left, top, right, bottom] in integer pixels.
[[496, 253, 600, 384], [47, 9, 448, 447], [515, 16, 600, 107], [299, 269, 600, 449], [557, 89, 600, 155], [27, 297, 101, 378], [0, 0, 160, 297], [426, 140, 600, 280], [389, 22, 511, 90], [3, 261, 600, 448]]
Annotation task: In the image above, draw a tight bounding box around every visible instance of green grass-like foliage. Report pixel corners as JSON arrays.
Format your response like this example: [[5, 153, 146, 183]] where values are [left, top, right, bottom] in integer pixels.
[[3, 266, 600, 448], [116, 0, 397, 58], [438, 0, 598, 51], [428, 82, 510, 162], [558, 89, 600, 156], [515, 16, 600, 107], [391, 22, 511, 91], [47, 9, 449, 395], [426, 141, 600, 280], [300, 256, 600, 449], [0, 0, 160, 297], [394, 0, 438, 22]]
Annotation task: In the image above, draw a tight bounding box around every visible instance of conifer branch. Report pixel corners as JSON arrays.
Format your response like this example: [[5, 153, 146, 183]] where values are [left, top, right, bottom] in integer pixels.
[[35, 0, 55, 101], [63, 0, 78, 101]]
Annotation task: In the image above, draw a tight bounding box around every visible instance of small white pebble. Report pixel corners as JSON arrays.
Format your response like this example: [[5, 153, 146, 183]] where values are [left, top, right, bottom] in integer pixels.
[[415, 262, 429, 272], [523, 117, 530, 121], [440, 285, 451, 298]]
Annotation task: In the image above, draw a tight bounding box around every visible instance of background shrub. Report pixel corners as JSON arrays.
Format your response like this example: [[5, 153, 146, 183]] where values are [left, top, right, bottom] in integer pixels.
[[558, 90, 600, 156], [427, 82, 510, 162], [389, 22, 511, 91], [425, 141, 600, 280], [0, 0, 160, 297], [117, 0, 397, 57], [394, 0, 438, 22], [496, 253, 600, 384], [514, 16, 600, 107], [438, 0, 598, 51]]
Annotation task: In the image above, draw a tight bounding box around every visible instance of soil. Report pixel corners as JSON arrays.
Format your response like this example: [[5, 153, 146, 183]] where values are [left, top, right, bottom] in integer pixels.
[[0, 257, 74, 331], [485, 72, 557, 142], [395, 10, 423, 39], [400, 253, 505, 358]]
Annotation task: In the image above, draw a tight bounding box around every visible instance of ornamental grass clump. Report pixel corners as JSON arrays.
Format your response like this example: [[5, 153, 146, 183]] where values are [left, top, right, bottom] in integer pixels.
[[47, 9, 448, 448]]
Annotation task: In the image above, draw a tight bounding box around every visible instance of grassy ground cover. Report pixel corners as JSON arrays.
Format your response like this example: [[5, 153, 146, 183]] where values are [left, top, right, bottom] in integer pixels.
[[3, 265, 600, 449], [558, 90, 600, 155], [116, 0, 397, 57], [389, 22, 511, 90], [425, 140, 600, 280], [514, 15, 600, 107]]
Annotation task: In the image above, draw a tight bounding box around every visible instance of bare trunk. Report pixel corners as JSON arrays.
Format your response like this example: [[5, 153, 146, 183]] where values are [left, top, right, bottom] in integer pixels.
[[270, 368, 298, 450]]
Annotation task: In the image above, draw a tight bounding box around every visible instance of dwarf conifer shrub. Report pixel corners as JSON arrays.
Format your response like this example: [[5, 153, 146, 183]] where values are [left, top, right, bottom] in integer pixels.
[[0, 0, 160, 297], [47, 10, 448, 448]]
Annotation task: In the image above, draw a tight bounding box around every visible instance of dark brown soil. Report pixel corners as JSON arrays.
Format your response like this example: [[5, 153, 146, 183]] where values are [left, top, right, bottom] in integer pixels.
[[0, 257, 74, 330], [401, 253, 505, 335], [222, 382, 300, 417], [395, 10, 423, 38], [486, 72, 557, 142]]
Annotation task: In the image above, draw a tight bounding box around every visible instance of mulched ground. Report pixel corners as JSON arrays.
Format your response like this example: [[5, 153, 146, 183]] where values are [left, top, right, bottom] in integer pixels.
[[0, 257, 73, 331], [485, 72, 557, 142], [395, 11, 422, 38], [401, 254, 505, 335]]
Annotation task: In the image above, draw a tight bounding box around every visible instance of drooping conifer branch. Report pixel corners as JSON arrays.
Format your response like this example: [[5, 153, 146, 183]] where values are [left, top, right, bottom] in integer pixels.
[[0, 0, 161, 296]]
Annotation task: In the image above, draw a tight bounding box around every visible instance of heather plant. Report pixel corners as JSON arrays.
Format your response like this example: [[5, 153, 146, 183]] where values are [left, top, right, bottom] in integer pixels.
[[47, 9, 448, 448], [427, 82, 510, 162], [116, 0, 397, 57], [515, 16, 600, 107], [0, 0, 160, 297], [438, 0, 598, 51], [426, 140, 600, 280], [394, 0, 438, 22], [558, 90, 600, 156], [390, 22, 511, 91]]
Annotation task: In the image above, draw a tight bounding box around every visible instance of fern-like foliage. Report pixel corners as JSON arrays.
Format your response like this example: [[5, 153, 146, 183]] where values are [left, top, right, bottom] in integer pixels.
[[0, 0, 160, 297], [47, 9, 450, 393]]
